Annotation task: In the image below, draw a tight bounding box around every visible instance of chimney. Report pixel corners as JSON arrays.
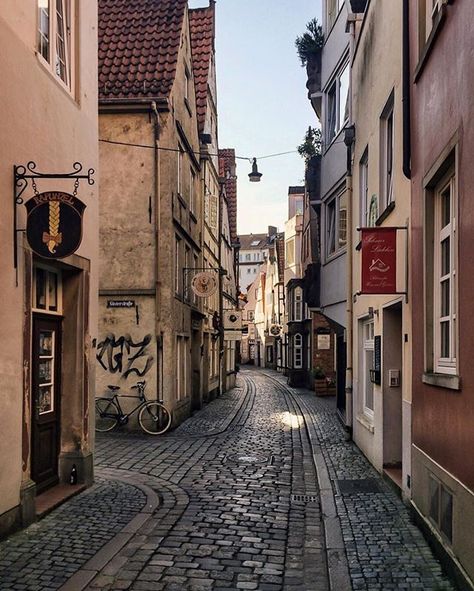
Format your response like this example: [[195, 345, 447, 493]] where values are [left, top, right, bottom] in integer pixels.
[[268, 226, 277, 239]]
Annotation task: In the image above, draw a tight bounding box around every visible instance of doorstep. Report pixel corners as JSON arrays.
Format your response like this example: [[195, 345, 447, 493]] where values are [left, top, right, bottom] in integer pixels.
[[383, 467, 403, 497], [36, 484, 86, 519]]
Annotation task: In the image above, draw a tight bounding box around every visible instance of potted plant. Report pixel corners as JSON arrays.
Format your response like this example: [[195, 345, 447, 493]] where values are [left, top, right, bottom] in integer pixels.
[[313, 365, 327, 395], [295, 18, 324, 95]]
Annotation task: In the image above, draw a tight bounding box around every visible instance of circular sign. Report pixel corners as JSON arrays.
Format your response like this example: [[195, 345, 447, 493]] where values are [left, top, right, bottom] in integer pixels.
[[270, 324, 281, 336], [191, 271, 218, 298], [25, 191, 86, 259]]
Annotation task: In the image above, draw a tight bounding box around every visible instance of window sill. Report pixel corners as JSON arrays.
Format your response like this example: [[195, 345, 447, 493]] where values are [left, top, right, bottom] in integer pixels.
[[323, 246, 347, 265], [422, 372, 461, 390], [190, 211, 197, 224], [356, 413, 374, 434], [376, 201, 395, 226], [414, 4, 448, 83], [177, 193, 187, 209]]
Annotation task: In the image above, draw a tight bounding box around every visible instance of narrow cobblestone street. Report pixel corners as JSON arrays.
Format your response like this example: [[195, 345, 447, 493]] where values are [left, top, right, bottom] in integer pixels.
[[0, 369, 456, 591]]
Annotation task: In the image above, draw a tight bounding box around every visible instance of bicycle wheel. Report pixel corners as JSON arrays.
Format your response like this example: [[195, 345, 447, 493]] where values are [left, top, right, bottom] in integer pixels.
[[138, 402, 171, 435], [95, 398, 120, 432]]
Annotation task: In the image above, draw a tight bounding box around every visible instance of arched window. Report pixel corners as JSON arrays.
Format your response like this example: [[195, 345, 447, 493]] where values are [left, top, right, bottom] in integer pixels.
[[294, 333, 303, 369]]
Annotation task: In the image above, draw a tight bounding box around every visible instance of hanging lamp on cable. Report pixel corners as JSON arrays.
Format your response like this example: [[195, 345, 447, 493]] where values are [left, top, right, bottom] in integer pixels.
[[248, 157, 262, 182]]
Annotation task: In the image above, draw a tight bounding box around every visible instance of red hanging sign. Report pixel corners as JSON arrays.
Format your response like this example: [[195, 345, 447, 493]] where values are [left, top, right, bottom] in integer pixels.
[[361, 228, 397, 294]]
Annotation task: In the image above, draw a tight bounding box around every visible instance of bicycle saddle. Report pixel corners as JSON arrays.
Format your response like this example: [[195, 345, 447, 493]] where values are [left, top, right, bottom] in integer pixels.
[[107, 385, 121, 391]]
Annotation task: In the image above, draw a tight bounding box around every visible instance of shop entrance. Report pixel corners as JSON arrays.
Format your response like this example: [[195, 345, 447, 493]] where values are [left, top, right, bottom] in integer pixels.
[[31, 315, 62, 494]]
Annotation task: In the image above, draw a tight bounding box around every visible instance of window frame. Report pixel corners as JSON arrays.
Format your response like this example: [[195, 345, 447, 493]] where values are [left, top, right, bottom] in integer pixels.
[[325, 58, 350, 146], [360, 148, 370, 226], [177, 145, 184, 197], [175, 235, 182, 296], [433, 172, 457, 375], [293, 333, 303, 369], [36, 0, 76, 95], [33, 264, 63, 315], [326, 189, 347, 258], [362, 318, 375, 419], [380, 93, 395, 210], [294, 287, 303, 322]]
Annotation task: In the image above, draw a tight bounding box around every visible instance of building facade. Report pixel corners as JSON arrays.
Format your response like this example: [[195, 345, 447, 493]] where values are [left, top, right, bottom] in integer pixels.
[[409, 0, 474, 582], [0, 0, 99, 535], [238, 228, 277, 293], [349, 0, 412, 498], [308, 0, 351, 421]]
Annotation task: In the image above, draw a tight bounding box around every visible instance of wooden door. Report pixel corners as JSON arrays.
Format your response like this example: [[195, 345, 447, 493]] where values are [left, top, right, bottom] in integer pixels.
[[31, 316, 62, 493]]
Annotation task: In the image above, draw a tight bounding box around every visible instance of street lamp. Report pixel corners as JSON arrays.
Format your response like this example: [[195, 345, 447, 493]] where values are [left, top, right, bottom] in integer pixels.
[[248, 158, 262, 182]]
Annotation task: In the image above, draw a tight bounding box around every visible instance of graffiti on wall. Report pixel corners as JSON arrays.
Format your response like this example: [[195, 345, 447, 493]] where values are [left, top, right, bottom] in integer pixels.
[[96, 333, 154, 378]]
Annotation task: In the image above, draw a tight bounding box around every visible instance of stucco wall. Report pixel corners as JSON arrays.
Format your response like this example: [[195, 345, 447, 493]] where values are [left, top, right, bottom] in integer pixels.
[[350, 0, 412, 492], [0, 1, 98, 519]]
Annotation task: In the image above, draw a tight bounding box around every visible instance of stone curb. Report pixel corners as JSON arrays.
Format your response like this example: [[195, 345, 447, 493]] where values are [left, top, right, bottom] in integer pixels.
[[58, 469, 163, 591], [262, 372, 352, 591]]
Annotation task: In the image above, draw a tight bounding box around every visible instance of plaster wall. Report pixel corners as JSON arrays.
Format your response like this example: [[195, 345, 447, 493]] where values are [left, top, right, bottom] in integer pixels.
[[0, 2, 98, 521], [350, 0, 412, 495]]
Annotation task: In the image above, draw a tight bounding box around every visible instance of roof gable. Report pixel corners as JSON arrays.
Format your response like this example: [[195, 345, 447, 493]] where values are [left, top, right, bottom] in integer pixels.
[[98, 0, 187, 100], [189, 4, 215, 133]]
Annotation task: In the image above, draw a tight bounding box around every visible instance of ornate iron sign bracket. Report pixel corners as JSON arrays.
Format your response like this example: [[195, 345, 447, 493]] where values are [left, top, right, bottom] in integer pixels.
[[13, 162, 95, 271]]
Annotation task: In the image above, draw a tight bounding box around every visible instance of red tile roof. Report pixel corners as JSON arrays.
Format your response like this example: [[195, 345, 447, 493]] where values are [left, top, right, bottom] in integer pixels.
[[98, 0, 187, 100], [219, 149, 238, 243], [189, 4, 215, 133]]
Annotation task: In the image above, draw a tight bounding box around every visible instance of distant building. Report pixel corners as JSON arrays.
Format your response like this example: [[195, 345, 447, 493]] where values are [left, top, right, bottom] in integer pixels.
[[238, 227, 278, 293]]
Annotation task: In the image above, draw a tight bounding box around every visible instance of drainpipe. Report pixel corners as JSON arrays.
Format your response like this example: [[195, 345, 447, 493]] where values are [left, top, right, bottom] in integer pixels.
[[402, 0, 411, 180], [151, 101, 162, 400], [218, 180, 224, 396]]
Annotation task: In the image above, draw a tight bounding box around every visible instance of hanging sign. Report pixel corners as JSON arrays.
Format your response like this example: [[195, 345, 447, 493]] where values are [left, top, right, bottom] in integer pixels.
[[361, 228, 397, 294], [223, 310, 242, 330], [191, 271, 218, 298], [25, 191, 86, 259], [224, 330, 242, 342]]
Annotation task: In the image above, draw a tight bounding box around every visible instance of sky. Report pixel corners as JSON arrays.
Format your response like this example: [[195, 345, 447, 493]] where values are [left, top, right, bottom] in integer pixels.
[[189, 0, 322, 235]]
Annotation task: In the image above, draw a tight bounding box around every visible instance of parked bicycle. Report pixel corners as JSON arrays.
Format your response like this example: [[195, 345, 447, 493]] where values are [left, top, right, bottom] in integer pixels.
[[95, 380, 171, 435]]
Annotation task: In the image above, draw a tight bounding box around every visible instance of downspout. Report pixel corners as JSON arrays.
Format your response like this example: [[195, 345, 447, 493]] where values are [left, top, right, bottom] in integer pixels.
[[218, 180, 225, 396], [402, 0, 412, 180], [151, 101, 162, 400]]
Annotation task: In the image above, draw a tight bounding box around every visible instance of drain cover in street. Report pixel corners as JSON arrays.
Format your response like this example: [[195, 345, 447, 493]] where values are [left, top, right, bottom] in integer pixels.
[[227, 453, 269, 464], [336, 478, 381, 495], [291, 494, 318, 503]]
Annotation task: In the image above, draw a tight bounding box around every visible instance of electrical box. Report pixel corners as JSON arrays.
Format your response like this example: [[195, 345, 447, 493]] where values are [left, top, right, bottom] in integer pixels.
[[388, 369, 400, 387]]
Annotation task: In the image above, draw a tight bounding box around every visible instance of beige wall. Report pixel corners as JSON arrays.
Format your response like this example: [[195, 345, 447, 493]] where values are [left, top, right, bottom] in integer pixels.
[[350, 0, 412, 494], [0, 1, 98, 522]]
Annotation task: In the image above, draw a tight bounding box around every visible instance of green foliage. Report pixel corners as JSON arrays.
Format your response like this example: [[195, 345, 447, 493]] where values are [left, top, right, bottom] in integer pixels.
[[297, 126, 322, 163], [312, 365, 326, 379], [295, 18, 324, 67]]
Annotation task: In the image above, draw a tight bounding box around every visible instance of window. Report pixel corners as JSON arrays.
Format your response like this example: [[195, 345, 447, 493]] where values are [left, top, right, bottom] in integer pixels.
[[184, 67, 190, 103], [294, 334, 303, 369], [380, 93, 395, 209], [254, 252, 260, 261], [326, 0, 345, 30], [433, 172, 457, 374], [251, 240, 261, 247], [189, 168, 195, 213], [326, 60, 350, 144], [326, 190, 347, 256], [37, 0, 75, 92], [33, 266, 62, 313], [362, 319, 375, 417], [295, 198, 304, 216], [176, 336, 189, 400], [193, 254, 198, 305], [177, 145, 185, 196], [184, 246, 191, 301], [245, 254, 251, 261], [294, 287, 303, 321], [247, 268, 252, 274], [286, 238, 295, 266], [360, 149, 370, 226], [429, 474, 453, 543], [175, 236, 181, 295]]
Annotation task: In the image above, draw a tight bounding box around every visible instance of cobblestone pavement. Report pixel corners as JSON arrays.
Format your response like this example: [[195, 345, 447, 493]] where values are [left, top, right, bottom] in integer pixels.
[[0, 369, 457, 591]]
